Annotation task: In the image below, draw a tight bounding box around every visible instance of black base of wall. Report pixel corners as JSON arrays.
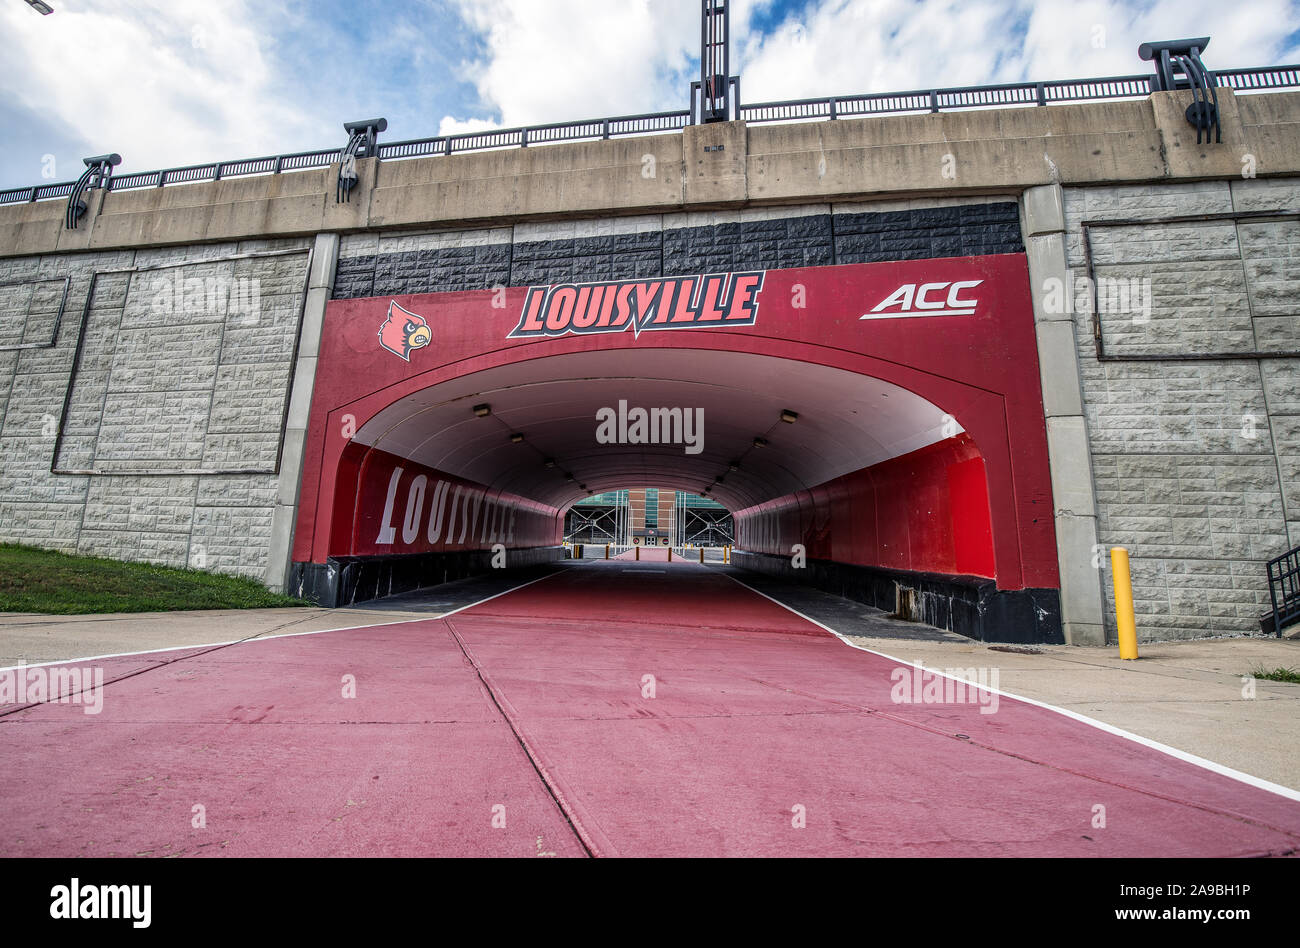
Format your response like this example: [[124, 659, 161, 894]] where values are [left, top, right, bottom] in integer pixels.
[[731, 551, 1064, 645], [288, 547, 565, 608]]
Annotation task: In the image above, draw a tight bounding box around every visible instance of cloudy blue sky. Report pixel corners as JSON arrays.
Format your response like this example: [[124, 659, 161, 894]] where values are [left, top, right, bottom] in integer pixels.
[[3, 0, 1299, 189]]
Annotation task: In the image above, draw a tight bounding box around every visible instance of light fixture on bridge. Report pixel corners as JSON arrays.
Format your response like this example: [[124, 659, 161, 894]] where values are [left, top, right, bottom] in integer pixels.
[[509, 433, 525, 444], [65, 154, 121, 230], [338, 117, 387, 203], [25, 0, 54, 13], [753, 437, 768, 448], [1139, 37, 1220, 144], [780, 410, 799, 424], [473, 404, 492, 417]]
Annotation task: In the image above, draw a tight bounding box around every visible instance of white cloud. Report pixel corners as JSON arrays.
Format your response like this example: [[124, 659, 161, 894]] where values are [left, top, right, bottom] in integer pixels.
[[735, 0, 1019, 101], [438, 116, 508, 137], [1018, 0, 1300, 78], [733, 0, 1300, 103], [439, 0, 701, 131], [1, 0, 323, 181], [2, 0, 1295, 189]]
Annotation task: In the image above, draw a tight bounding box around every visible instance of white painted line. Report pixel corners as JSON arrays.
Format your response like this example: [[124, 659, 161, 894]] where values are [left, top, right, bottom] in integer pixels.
[[0, 569, 565, 674], [437, 569, 563, 617], [624, 569, 667, 574], [727, 574, 1300, 802], [860, 309, 974, 319]]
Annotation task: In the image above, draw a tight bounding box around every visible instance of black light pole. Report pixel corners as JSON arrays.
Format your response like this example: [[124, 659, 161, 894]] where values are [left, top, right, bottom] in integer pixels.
[[695, 1, 738, 123], [701, 1, 730, 121]]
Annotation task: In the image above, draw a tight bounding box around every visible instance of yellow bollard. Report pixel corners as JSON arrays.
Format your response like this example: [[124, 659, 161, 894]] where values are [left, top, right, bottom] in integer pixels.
[[1110, 547, 1139, 660]]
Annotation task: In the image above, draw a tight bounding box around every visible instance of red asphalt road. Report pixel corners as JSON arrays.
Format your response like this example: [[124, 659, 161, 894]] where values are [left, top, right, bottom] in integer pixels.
[[2, 562, 1298, 857]]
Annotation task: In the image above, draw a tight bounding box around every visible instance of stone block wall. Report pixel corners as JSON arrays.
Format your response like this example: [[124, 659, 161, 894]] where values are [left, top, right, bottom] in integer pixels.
[[0, 238, 311, 580], [1062, 178, 1300, 639]]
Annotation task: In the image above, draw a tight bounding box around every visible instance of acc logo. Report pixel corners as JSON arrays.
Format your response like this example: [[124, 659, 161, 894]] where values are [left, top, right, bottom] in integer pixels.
[[861, 280, 984, 320], [379, 301, 433, 361], [509, 272, 764, 339]]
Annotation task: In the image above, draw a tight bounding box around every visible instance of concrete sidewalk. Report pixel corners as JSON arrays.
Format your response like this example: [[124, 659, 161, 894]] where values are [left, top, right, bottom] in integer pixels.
[[0, 606, 424, 668], [839, 633, 1300, 792], [722, 570, 1300, 791], [0, 565, 565, 668]]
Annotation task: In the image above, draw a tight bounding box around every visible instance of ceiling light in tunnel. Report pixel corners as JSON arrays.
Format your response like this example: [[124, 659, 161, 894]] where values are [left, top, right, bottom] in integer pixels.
[[753, 437, 768, 448], [580, 484, 588, 491], [729, 461, 740, 472], [473, 404, 491, 417], [509, 433, 525, 444], [565, 473, 575, 482], [781, 410, 799, 424], [715, 475, 726, 484], [544, 458, 556, 468]]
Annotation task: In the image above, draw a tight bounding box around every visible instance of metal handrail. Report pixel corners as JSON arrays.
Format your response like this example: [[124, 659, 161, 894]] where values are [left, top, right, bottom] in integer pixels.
[[3, 64, 1296, 207], [741, 74, 1158, 122], [1265, 544, 1300, 637], [377, 108, 691, 161], [1216, 65, 1300, 89]]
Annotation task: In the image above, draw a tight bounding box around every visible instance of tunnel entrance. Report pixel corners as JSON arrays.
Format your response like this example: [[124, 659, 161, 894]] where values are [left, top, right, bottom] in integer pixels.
[[564, 489, 736, 549], [565, 489, 736, 550], [289, 254, 1061, 642]]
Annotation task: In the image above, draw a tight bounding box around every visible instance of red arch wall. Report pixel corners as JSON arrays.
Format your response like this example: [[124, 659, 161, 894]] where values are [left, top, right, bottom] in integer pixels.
[[292, 254, 1058, 592], [328, 443, 562, 557], [735, 434, 996, 579]]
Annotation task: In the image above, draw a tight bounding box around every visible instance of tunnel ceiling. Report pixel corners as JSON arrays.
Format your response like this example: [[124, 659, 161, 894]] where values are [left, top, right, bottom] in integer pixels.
[[352, 349, 963, 512]]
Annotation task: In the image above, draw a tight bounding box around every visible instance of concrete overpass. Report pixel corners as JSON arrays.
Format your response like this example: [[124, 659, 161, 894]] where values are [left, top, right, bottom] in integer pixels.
[[1, 75, 1298, 646]]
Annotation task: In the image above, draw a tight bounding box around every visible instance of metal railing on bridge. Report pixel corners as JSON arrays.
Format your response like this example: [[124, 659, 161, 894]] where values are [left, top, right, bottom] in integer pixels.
[[1265, 544, 1300, 637], [737, 65, 1299, 124], [4, 63, 1297, 208]]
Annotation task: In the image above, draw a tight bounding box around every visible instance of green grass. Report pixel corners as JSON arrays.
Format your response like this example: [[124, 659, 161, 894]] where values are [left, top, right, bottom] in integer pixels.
[[0, 543, 306, 615], [1249, 664, 1300, 684]]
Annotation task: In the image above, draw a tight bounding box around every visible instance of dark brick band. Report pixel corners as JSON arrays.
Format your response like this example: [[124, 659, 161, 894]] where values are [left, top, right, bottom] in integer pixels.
[[333, 201, 1024, 300]]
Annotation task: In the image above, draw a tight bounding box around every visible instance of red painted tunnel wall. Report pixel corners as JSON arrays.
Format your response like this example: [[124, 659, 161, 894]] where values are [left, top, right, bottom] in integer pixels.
[[734, 434, 997, 580], [329, 444, 562, 557]]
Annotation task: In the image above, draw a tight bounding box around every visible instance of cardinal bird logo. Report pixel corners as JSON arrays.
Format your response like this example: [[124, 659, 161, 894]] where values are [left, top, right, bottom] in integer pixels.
[[378, 301, 433, 361]]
